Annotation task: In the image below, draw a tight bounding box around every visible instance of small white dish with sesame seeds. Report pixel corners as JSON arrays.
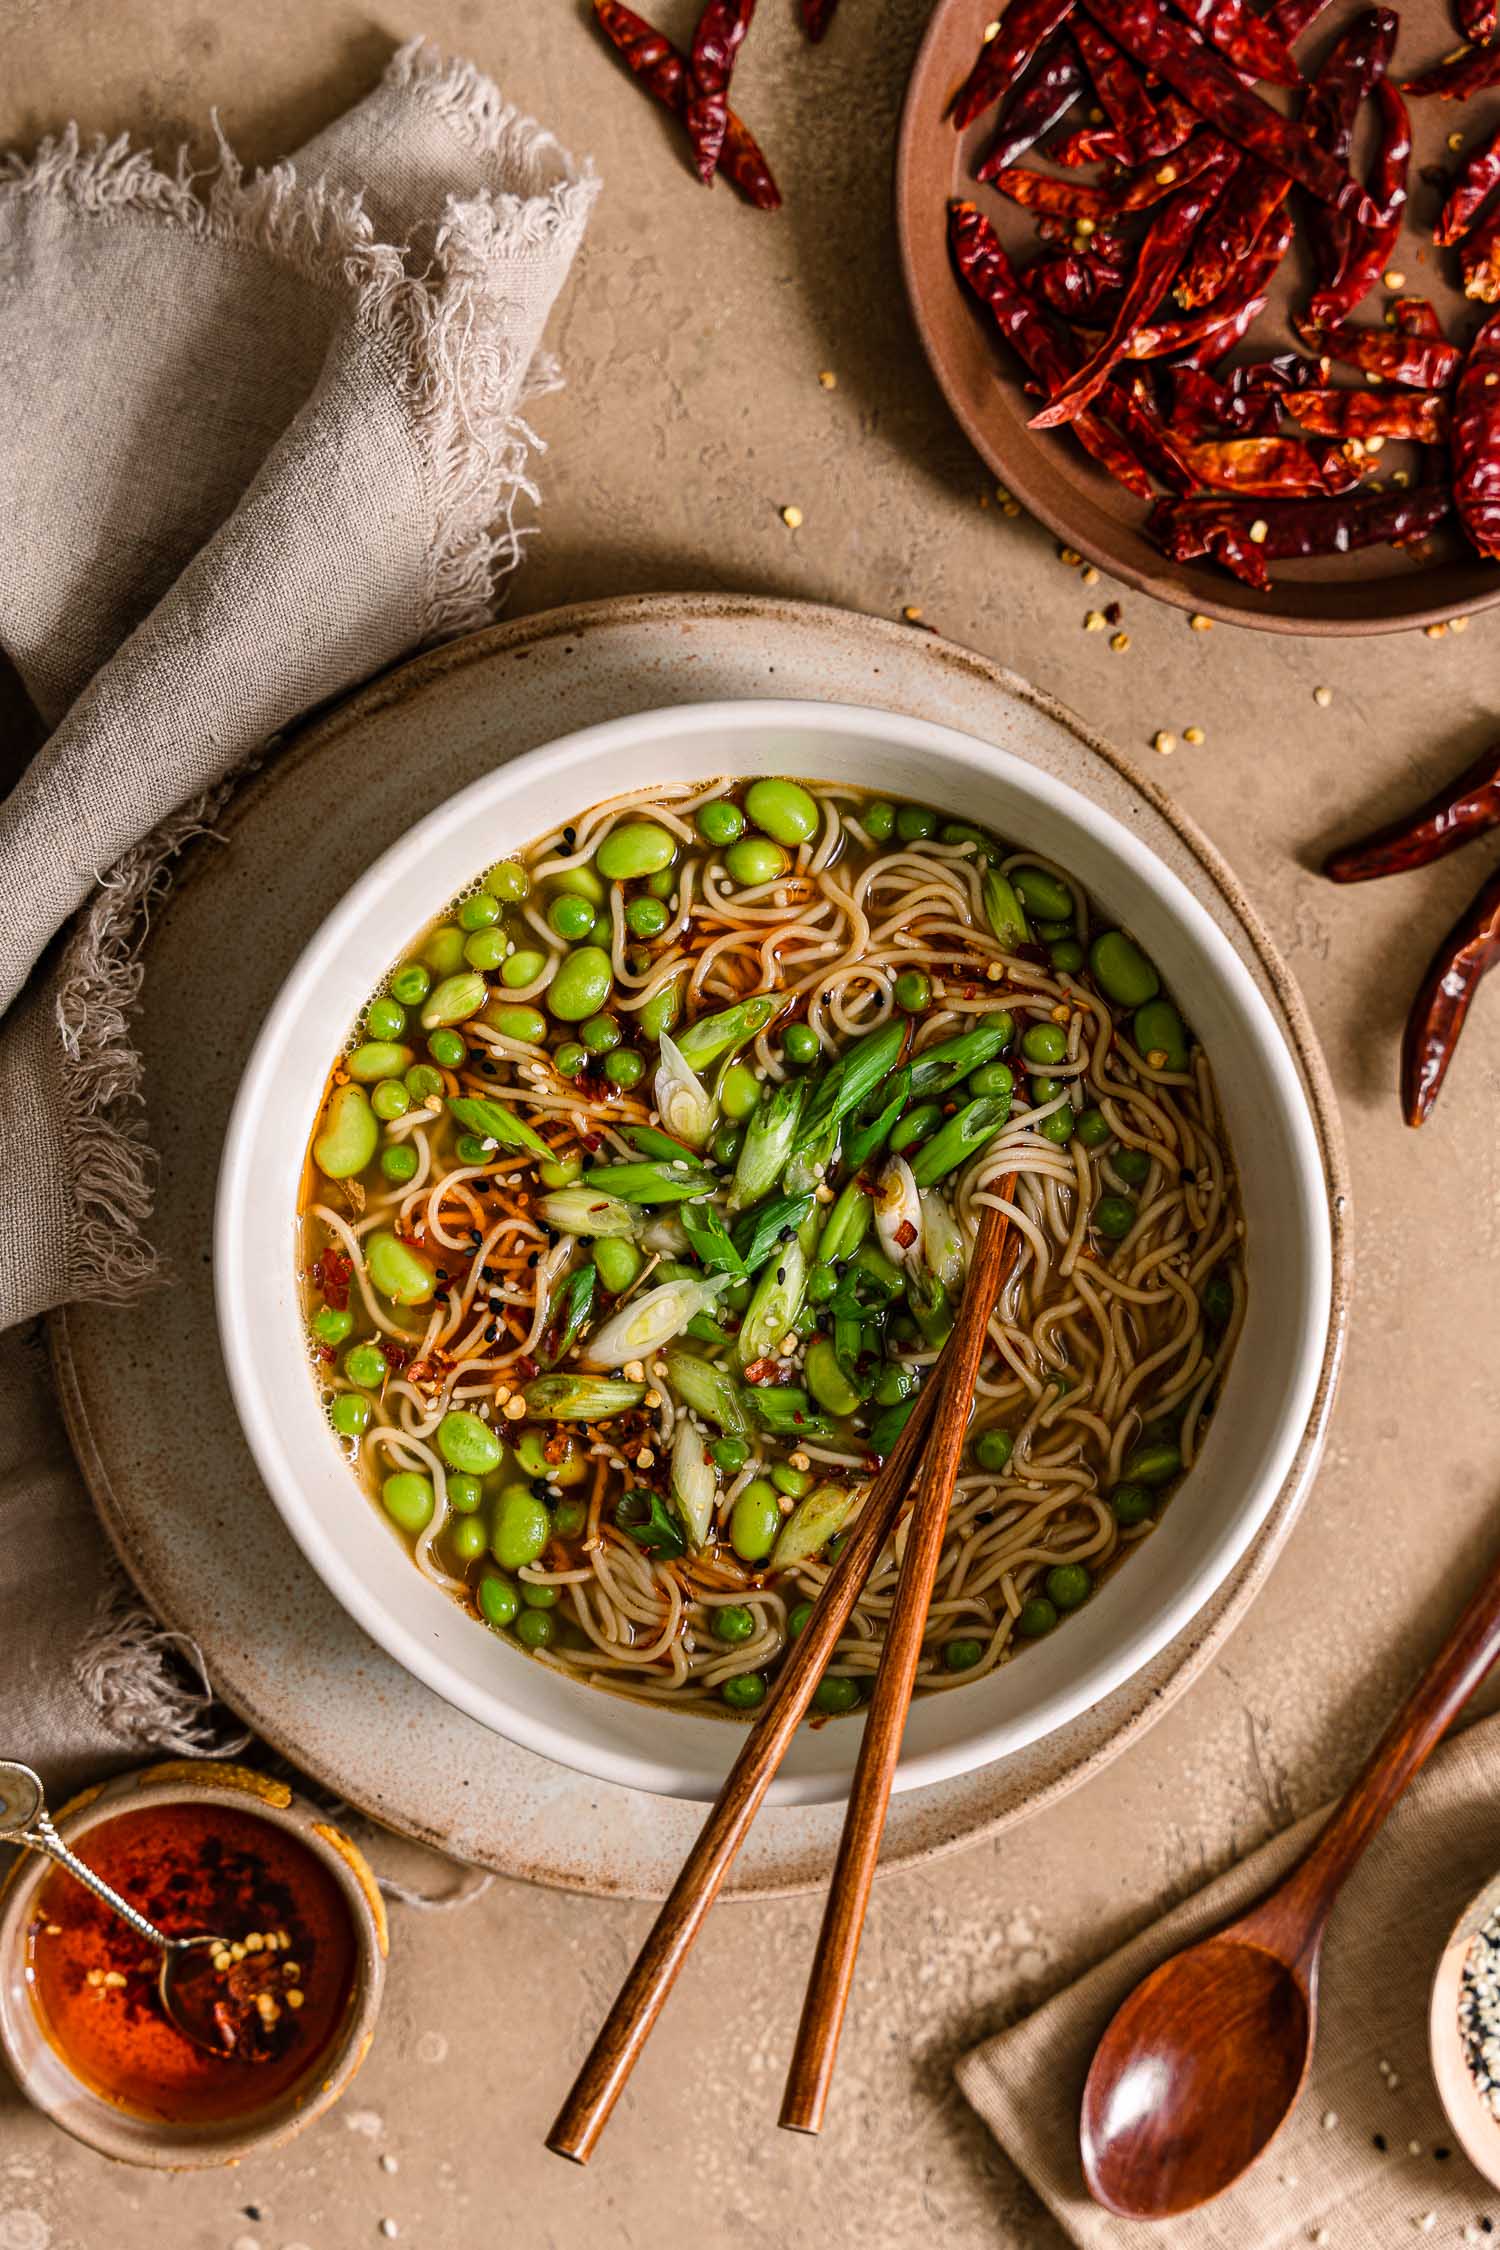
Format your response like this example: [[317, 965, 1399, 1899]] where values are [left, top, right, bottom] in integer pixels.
[[1431, 1872, 1500, 2189]]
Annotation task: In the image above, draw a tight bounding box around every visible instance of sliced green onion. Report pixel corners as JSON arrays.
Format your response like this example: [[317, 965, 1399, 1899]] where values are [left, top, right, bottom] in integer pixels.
[[582, 1275, 731, 1368], [817, 1181, 872, 1265], [907, 1018, 1015, 1099], [669, 1419, 718, 1548], [843, 1068, 911, 1170], [536, 1187, 638, 1238], [447, 1094, 552, 1161], [747, 1386, 833, 1439], [615, 1487, 686, 1559], [729, 1079, 805, 1212], [545, 1262, 596, 1365], [909, 1095, 1012, 1187], [581, 1158, 718, 1205], [737, 1237, 809, 1367], [674, 995, 779, 1072], [730, 1191, 815, 1274], [680, 1201, 749, 1278], [621, 1123, 703, 1164], [791, 1021, 906, 1162], [523, 1374, 647, 1420], [653, 1031, 716, 1150], [663, 1344, 755, 1439], [771, 1480, 855, 1568]]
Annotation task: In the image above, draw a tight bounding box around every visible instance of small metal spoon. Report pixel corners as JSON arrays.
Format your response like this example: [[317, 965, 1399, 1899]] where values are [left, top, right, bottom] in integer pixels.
[[0, 1760, 232, 2054]]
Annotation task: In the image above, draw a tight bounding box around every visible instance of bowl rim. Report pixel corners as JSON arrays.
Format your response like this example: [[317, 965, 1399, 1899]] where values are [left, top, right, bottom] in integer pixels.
[[215, 694, 1335, 1804]]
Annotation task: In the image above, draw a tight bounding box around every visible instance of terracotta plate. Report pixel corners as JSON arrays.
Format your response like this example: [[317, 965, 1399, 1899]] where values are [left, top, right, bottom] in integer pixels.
[[52, 594, 1350, 1900], [895, 0, 1500, 633]]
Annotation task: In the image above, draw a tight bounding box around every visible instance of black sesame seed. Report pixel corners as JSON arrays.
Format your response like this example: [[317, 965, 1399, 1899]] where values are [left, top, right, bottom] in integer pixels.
[[1435, 2147, 1451, 2162], [486, 1323, 501, 1341], [1480, 2219, 1492, 2234], [562, 827, 577, 849], [1373, 2133, 1387, 2152], [776, 1267, 786, 1285], [528, 1251, 541, 1267]]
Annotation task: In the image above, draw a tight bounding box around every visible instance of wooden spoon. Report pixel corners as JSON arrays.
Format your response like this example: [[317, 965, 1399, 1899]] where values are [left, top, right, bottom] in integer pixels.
[[1081, 1550, 1500, 2219]]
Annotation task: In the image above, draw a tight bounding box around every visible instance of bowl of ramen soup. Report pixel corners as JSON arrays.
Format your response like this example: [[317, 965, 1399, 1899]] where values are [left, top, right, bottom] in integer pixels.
[[217, 700, 1333, 1806]]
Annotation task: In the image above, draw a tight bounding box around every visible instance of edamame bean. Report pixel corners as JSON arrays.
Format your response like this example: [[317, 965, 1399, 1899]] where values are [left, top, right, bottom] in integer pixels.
[[1093, 1195, 1135, 1240], [427, 1029, 466, 1069], [501, 949, 548, 989], [782, 1021, 819, 1067], [1113, 1146, 1150, 1185], [490, 1485, 551, 1570], [593, 1236, 642, 1293], [483, 861, 528, 902], [1021, 1021, 1067, 1067], [547, 947, 614, 1022], [1089, 930, 1161, 1008], [697, 800, 744, 845], [1035, 918, 1073, 944], [625, 895, 669, 939], [722, 1673, 766, 1710], [381, 1144, 418, 1184], [895, 804, 937, 842], [974, 1427, 1014, 1473], [347, 1040, 414, 1083], [312, 1304, 354, 1346], [539, 1151, 583, 1189], [367, 995, 407, 1041], [1012, 866, 1074, 921], [813, 1675, 860, 1715], [422, 973, 487, 1029], [458, 892, 500, 932], [805, 1337, 861, 1417], [330, 1392, 371, 1437], [711, 1125, 743, 1166], [521, 1581, 560, 1609], [371, 1078, 410, 1122], [489, 1004, 547, 1045], [719, 1061, 761, 1119], [390, 962, 431, 1006], [365, 1230, 436, 1305], [449, 1515, 488, 1564], [423, 926, 466, 975], [729, 1482, 780, 1562], [597, 823, 676, 881], [1111, 1482, 1155, 1526], [724, 836, 789, 887], [711, 1603, 757, 1644], [745, 777, 819, 847], [1121, 1439, 1181, 1486], [1045, 1562, 1092, 1610], [894, 969, 931, 1013], [438, 1410, 503, 1477], [1016, 1596, 1058, 1638], [1050, 939, 1085, 974], [1075, 1106, 1110, 1148], [548, 892, 595, 942], [639, 980, 683, 1040], [580, 1013, 621, 1054], [382, 1472, 434, 1535], [447, 1473, 484, 1515], [314, 1084, 378, 1179], [553, 1497, 588, 1538], [864, 802, 895, 842], [465, 930, 509, 972], [604, 1049, 645, 1089], [477, 1571, 519, 1628], [1134, 998, 1190, 1074], [1035, 1103, 1074, 1144], [944, 1638, 984, 1672], [772, 1464, 812, 1498]]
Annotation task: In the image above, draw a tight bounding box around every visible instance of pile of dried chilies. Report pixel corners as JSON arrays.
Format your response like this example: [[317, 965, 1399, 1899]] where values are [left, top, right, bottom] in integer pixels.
[[949, 0, 1500, 586], [592, 0, 840, 209]]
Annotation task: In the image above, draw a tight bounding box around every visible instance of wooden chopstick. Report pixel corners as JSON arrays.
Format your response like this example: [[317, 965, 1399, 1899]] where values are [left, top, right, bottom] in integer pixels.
[[546, 1346, 947, 2164], [779, 1186, 1016, 2135]]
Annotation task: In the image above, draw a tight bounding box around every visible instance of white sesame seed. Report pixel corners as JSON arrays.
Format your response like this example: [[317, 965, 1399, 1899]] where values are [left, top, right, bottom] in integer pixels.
[[1321, 2109, 1339, 2129], [380, 2154, 399, 2174]]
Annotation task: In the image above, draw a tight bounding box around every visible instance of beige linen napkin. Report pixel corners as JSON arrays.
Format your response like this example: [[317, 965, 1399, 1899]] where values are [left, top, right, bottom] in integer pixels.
[[0, 40, 598, 1788], [959, 1713, 1500, 2248]]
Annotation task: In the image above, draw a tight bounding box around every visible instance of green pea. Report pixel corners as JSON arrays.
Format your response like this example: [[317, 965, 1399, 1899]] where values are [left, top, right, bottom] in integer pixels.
[[539, 1151, 584, 1189], [382, 1472, 434, 1535], [365, 1230, 436, 1305], [490, 1484, 551, 1570], [381, 1144, 419, 1184], [968, 1060, 1015, 1101], [1122, 1439, 1181, 1486], [723, 836, 789, 888], [745, 777, 819, 847], [422, 973, 487, 1030], [1016, 1596, 1058, 1638], [438, 1410, 503, 1476], [312, 1304, 354, 1346], [458, 891, 501, 932], [464, 930, 509, 972], [1050, 939, 1085, 974], [1030, 1076, 1063, 1104], [711, 1124, 744, 1166], [1089, 930, 1161, 1009], [894, 969, 932, 1013], [605, 1049, 645, 1089], [478, 1571, 519, 1629], [330, 1391, 371, 1438], [580, 1013, 621, 1055], [344, 1342, 388, 1389], [713, 1436, 750, 1475], [427, 1029, 466, 1069], [390, 962, 431, 1007], [722, 1673, 766, 1710], [553, 1497, 588, 1539], [714, 1065, 762, 1126], [371, 1078, 410, 1122], [889, 1099, 943, 1152], [548, 947, 615, 1022], [549, 892, 596, 941], [593, 1236, 643, 1293], [449, 1515, 489, 1564], [813, 1675, 861, 1715], [944, 1638, 984, 1672], [974, 1427, 1014, 1474], [895, 804, 937, 842], [405, 1063, 444, 1101], [347, 1040, 414, 1084], [697, 800, 745, 845], [1094, 1195, 1135, 1240], [521, 1580, 560, 1609], [1134, 998, 1190, 1074], [1035, 1103, 1074, 1144], [1202, 1272, 1234, 1328], [864, 801, 896, 842], [787, 1601, 814, 1639], [1012, 866, 1074, 922], [501, 949, 548, 990], [782, 1021, 820, 1068], [554, 1041, 588, 1080], [483, 861, 529, 902], [1021, 1021, 1067, 1067], [711, 1603, 757, 1644], [1075, 1105, 1110, 1149], [366, 995, 407, 1042], [446, 1473, 484, 1515], [423, 926, 467, 976], [1046, 1562, 1092, 1611], [625, 895, 669, 939], [1112, 1482, 1155, 1526], [772, 1464, 813, 1497], [597, 822, 676, 881]]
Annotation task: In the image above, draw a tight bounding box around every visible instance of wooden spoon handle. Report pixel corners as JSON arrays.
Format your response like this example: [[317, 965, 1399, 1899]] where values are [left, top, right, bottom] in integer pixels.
[[1244, 1542, 1500, 1963], [779, 1191, 1015, 2136], [545, 1358, 943, 2164]]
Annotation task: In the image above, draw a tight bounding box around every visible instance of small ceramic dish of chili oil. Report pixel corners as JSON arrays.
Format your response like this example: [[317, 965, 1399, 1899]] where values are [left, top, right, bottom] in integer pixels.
[[0, 1760, 386, 2168]]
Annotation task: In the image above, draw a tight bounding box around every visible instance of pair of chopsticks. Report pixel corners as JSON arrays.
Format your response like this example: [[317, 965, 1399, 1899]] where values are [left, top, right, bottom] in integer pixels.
[[547, 1185, 1017, 2163]]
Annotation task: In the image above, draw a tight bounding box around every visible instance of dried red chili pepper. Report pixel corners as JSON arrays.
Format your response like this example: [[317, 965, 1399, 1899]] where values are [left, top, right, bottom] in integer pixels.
[[1400, 866, 1500, 1126], [1150, 483, 1453, 587], [1172, 433, 1363, 497], [1462, 203, 1500, 302], [800, 0, 839, 39], [1107, 376, 1203, 488], [953, 0, 1080, 131], [1325, 739, 1500, 883], [1391, 296, 1448, 340], [1169, 367, 1283, 436], [1266, 0, 1337, 42], [1306, 79, 1410, 328], [978, 36, 1087, 175], [1071, 14, 1163, 147], [1298, 315, 1463, 388], [1288, 386, 1448, 442], [1030, 145, 1236, 425], [1301, 9, 1397, 289], [1458, 0, 1499, 42], [1452, 306, 1500, 557], [593, 0, 781, 208], [949, 200, 1153, 494], [685, 0, 757, 185], [1175, 159, 1287, 306], [1229, 351, 1330, 397], [1127, 207, 1291, 360], [988, 167, 1115, 220], [1079, 0, 1377, 220], [1166, 0, 1300, 86], [1404, 42, 1500, 99], [1023, 248, 1127, 321], [1436, 124, 1500, 244]]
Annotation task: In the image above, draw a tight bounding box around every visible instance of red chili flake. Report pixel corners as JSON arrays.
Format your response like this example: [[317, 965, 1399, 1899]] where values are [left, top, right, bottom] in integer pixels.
[[314, 1248, 352, 1311], [743, 1357, 781, 1385], [379, 1340, 410, 1369], [893, 1220, 919, 1249], [317, 1344, 336, 1365]]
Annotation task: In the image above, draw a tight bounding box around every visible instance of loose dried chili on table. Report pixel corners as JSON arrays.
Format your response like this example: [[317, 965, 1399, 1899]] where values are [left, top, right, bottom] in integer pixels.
[[593, 0, 781, 207], [1325, 739, 1500, 882], [1451, 306, 1500, 556], [978, 35, 1087, 175], [1400, 866, 1500, 1126], [1289, 386, 1448, 441], [1079, 0, 1377, 219], [1458, 0, 1499, 40], [1165, 0, 1300, 86], [1171, 433, 1364, 496], [1298, 314, 1463, 386], [1436, 124, 1500, 244], [1149, 482, 1452, 586], [953, 0, 1080, 130], [1404, 42, 1500, 99], [685, 0, 757, 185], [1307, 78, 1411, 327]]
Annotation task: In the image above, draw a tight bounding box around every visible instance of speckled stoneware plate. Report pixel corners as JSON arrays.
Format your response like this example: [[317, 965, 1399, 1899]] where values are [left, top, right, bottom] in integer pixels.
[[50, 593, 1350, 1901]]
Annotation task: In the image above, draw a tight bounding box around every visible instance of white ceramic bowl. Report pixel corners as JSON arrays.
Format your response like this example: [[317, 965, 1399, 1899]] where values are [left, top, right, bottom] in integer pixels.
[[217, 699, 1333, 1807]]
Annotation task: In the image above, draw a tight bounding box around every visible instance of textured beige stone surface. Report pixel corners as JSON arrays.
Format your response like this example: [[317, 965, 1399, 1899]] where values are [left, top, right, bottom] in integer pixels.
[[4, 3, 1500, 2245]]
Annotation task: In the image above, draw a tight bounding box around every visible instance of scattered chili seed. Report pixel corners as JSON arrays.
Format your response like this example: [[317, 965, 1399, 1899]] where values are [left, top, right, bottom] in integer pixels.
[[1450, 131, 1467, 151], [1081, 564, 1099, 585], [1059, 545, 1083, 565], [1383, 269, 1407, 289], [1110, 630, 1131, 651], [1453, 614, 1471, 630], [1426, 620, 1450, 637], [1085, 609, 1108, 630], [1153, 730, 1177, 754], [1314, 685, 1334, 705], [903, 604, 924, 620], [780, 504, 804, 529], [818, 369, 837, 389], [1190, 613, 1214, 631], [1183, 725, 1206, 744], [1249, 518, 1270, 543], [1002, 499, 1022, 517]]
